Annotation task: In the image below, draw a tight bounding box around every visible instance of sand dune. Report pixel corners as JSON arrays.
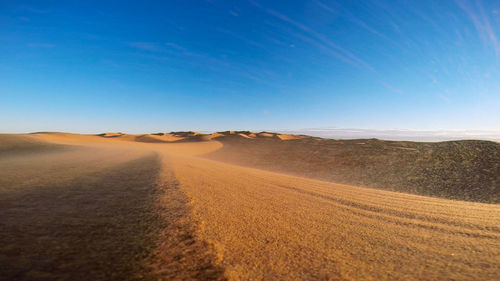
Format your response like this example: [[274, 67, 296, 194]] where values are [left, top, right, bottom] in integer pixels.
[[166, 151, 500, 280], [0, 134, 68, 156], [97, 132, 124, 138], [1, 132, 499, 280], [277, 133, 306, 140], [257, 132, 275, 138], [207, 134, 500, 203], [238, 133, 253, 139], [0, 137, 162, 280]]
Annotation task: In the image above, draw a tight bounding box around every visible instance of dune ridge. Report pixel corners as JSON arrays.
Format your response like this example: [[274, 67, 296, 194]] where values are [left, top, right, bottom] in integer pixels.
[[26, 131, 500, 203], [205, 133, 500, 203]]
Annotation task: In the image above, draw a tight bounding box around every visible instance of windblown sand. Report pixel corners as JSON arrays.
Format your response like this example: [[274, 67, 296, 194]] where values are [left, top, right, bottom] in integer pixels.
[[1, 133, 499, 280]]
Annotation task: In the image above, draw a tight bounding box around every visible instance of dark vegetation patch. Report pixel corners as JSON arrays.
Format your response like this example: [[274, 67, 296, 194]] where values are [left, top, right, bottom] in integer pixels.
[[0, 154, 162, 280], [206, 136, 500, 203]]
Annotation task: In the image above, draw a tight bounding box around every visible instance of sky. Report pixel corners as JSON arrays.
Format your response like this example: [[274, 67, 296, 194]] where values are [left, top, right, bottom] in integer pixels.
[[1, 0, 500, 137]]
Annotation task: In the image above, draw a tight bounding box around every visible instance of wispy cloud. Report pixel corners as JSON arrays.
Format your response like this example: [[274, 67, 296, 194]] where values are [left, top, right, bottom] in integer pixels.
[[248, 0, 262, 8], [283, 27, 358, 65], [21, 6, 50, 14], [380, 81, 403, 95], [436, 92, 451, 104], [129, 42, 188, 53], [216, 28, 267, 48], [455, 0, 500, 55], [229, 10, 239, 17], [128, 42, 164, 52], [165, 42, 186, 51], [131, 42, 233, 70], [314, 1, 400, 48], [27, 43, 55, 48], [313, 0, 335, 14], [264, 8, 373, 70]]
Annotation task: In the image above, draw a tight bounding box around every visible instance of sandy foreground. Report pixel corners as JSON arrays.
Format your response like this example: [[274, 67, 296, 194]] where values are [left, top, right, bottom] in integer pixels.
[[1, 133, 499, 280]]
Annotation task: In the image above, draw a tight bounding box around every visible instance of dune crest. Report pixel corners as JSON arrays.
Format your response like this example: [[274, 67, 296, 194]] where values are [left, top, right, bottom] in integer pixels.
[[257, 132, 275, 138], [98, 132, 124, 138], [276, 133, 306, 140]]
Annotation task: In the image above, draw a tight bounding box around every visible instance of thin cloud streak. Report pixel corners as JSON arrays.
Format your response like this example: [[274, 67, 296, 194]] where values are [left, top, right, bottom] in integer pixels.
[[456, 0, 500, 55], [165, 42, 186, 51], [216, 28, 267, 49], [128, 42, 165, 52], [314, 0, 396, 45], [27, 43, 55, 48], [313, 0, 335, 14], [263, 7, 374, 71]]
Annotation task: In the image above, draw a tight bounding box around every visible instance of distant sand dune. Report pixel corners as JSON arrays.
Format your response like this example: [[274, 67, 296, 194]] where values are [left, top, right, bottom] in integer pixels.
[[276, 133, 306, 140], [135, 134, 176, 143], [98, 132, 124, 138], [0, 134, 67, 155], [257, 132, 275, 138], [238, 133, 253, 139]]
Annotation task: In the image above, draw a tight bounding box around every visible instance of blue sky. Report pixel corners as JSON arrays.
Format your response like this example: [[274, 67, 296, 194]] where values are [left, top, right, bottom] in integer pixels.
[[1, 0, 499, 134]]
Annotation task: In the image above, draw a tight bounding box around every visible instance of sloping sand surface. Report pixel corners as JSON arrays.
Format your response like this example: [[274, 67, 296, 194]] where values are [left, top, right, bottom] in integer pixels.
[[0, 135, 223, 280], [165, 149, 500, 280], [0, 134, 68, 156], [206, 135, 500, 203], [1, 133, 499, 280], [0, 143, 162, 279]]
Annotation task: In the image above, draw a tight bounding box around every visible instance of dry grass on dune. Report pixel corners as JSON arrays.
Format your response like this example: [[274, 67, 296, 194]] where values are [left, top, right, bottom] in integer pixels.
[[206, 135, 500, 203]]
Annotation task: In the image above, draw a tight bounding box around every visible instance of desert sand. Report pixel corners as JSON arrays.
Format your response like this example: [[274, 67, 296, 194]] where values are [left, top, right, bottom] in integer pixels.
[[1, 132, 499, 280]]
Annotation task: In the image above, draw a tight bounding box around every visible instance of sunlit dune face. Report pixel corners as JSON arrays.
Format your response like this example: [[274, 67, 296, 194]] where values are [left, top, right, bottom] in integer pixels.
[[257, 132, 275, 138], [276, 133, 306, 140], [168, 154, 500, 280], [210, 132, 225, 139], [34, 132, 116, 144], [237, 133, 252, 139], [99, 132, 124, 138]]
